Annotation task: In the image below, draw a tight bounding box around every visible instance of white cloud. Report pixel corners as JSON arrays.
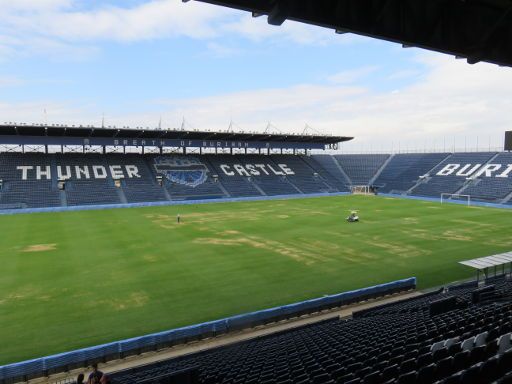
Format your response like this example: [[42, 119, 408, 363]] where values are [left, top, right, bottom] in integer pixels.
[[0, 76, 24, 87], [386, 69, 421, 81], [0, 0, 71, 12], [3, 1, 231, 42], [0, 0, 360, 61], [146, 54, 512, 152], [328, 66, 378, 84]]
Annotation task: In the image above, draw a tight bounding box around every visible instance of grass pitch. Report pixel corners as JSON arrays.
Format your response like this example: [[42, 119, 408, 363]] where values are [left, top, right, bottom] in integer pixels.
[[1, 195, 511, 364]]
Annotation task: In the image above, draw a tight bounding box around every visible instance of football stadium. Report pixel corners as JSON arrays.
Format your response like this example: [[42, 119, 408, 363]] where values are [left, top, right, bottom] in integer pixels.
[[2, 1, 512, 384]]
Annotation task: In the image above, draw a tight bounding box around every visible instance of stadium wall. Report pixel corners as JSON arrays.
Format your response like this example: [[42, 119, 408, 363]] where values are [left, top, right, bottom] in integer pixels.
[[378, 193, 512, 209], [0, 192, 350, 216], [0, 278, 416, 383]]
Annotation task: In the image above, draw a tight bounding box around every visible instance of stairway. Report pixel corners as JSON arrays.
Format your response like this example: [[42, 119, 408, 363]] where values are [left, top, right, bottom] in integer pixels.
[[406, 153, 453, 195], [331, 156, 353, 185], [369, 154, 394, 185]]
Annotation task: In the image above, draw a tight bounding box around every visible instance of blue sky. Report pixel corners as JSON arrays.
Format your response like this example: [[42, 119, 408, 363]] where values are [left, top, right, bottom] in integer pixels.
[[0, 0, 511, 152]]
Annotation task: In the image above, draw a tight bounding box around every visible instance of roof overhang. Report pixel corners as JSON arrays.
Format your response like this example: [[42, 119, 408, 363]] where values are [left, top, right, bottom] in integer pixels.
[[0, 124, 353, 150], [191, 0, 512, 67]]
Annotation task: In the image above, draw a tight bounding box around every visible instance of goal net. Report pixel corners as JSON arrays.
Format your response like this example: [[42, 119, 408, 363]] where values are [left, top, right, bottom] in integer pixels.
[[351, 185, 371, 195], [440, 193, 471, 206]]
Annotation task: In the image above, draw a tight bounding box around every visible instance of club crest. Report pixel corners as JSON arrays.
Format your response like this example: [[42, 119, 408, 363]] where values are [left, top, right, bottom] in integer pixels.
[[153, 157, 208, 187]]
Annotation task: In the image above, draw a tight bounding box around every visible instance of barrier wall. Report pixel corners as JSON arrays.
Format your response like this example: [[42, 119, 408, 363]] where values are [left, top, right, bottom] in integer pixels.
[[378, 193, 512, 210], [0, 192, 350, 216], [0, 277, 415, 383], [2, 191, 511, 217]]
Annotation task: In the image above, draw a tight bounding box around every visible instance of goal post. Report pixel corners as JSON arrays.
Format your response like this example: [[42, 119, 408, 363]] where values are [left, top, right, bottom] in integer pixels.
[[351, 185, 371, 195], [440, 193, 471, 206]]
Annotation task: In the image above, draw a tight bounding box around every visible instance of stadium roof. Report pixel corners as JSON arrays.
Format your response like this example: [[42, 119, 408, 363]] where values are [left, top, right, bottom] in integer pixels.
[[459, 252, 512, 270], [191, 0, 512, 67], [0, 123, 352, 149]]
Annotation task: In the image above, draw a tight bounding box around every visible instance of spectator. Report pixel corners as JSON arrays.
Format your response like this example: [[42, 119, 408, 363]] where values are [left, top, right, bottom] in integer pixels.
[[100, 374, 111, 384], [77, 373, 85, 384], [88, 363, 103, 384]]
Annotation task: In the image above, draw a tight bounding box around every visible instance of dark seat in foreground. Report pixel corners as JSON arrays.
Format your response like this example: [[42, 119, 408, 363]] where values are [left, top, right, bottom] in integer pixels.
[[109, 277, 512, 384]]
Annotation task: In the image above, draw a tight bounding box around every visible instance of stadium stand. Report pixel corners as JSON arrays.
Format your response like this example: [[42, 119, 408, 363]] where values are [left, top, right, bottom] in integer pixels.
[[0, 153, 61, 208], [205, 155, 264, 197], [410, 152, 497, 198], [270, 155, 338, 194], [373, 153, 450, 194], [110, 155, 169, 204], [104, 276, 512, 384], [236, 155, 299, 196], [462, 152, 512, 203], [2, 151, 512, 208], [311, 154, 351, 188], [55, 154, 122, 206], [334, 154, 390, 185]]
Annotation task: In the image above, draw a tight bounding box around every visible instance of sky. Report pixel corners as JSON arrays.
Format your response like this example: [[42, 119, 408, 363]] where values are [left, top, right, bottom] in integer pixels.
[[0, 0, 511, 152]]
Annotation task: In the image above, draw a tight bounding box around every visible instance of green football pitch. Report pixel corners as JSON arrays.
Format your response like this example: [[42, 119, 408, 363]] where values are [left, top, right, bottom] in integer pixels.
[[1, 195, 511, 365]]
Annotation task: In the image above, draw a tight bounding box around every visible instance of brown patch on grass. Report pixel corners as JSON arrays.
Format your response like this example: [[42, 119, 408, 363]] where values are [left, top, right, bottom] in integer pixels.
[[1, 286, 42, 304], [372, 236, 431, 258], [403, 217, 419, 224], [338, 247, 378, 263], [406, 228, 437, 241], [450, 219, 492, 227], [146, 211, 263, 228], [109, 292, 149, 311], [442, 230, 472, 242], [143, 254, 158, 263], [484, 238, 512, 247], [194, 235, 327, 265], [219, 230, 240, 236], [21, 244, 57, 252]]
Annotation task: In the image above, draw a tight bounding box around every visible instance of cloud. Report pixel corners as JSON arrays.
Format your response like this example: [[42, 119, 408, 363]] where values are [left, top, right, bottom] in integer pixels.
[[0, 0, 359, 61], [386, 69, 421, 81], [0, 76, 24, 87], [328, 66, 378, 84], [0, 0, 233, 60], [0, 0, 71, 12], [144, 54, 512, 151], [2, 1, 231, 42]]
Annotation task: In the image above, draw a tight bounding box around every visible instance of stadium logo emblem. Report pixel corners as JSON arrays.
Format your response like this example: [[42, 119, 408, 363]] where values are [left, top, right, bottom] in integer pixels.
[[153, 157, 208, 187]]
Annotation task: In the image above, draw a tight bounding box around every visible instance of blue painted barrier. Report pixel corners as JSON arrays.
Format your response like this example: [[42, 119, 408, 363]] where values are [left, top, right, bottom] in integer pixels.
[[0, 277, 415, 383], [378, 193, 512, 209], [2, 190, 510, 217]]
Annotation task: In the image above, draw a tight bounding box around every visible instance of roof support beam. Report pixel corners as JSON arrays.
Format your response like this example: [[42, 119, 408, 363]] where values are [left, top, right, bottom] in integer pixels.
[[268, 0, 288, 26]]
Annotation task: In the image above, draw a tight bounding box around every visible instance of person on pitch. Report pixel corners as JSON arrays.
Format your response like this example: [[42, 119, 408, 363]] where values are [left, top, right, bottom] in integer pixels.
[[177, 213, 181, 224]]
